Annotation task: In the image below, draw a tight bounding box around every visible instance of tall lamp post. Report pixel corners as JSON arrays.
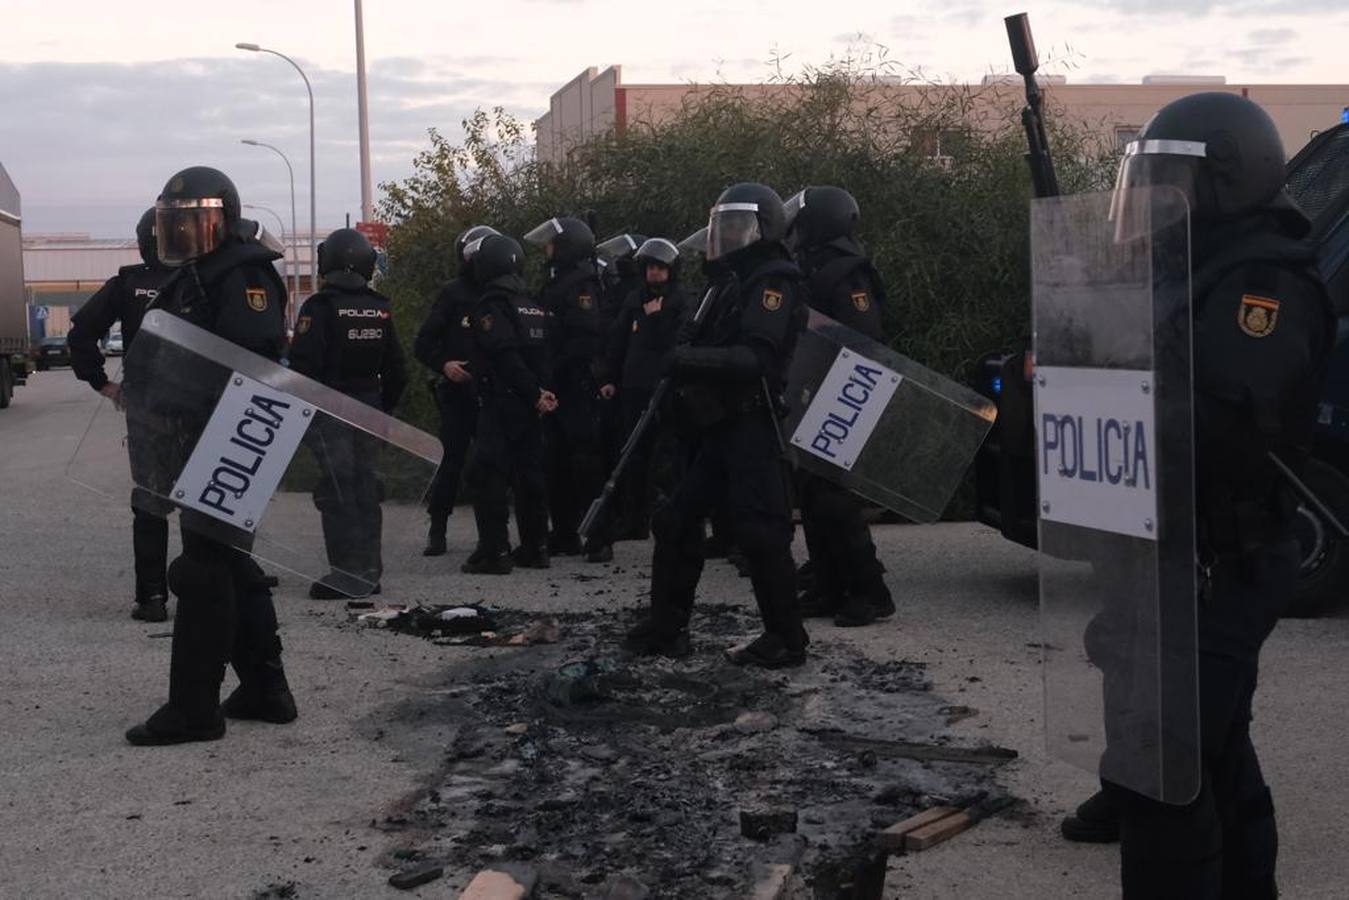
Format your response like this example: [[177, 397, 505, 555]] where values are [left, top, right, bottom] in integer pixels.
[[235, 41, 317, 291], [241, 140, 300, 313]]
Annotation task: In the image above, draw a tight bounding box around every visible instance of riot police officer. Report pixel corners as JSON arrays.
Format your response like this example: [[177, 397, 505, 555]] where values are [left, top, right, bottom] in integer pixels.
[[68, 207, 174, 622], [462, 234, 557, 574], [125, 166, 295, 745], [596, 231, 649, 316], [524, 216, 611, 562], [783, 186, 896, 627], [624, 183, 809, 668], [413, 225, 496, 556], [1084, 94, 1334, 897], [599, 237, 689, 540], [287, 228, 408, 598]]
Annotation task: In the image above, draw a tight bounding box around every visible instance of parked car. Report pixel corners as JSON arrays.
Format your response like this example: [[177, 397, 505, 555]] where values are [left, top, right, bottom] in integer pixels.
[[35, 335, 70, 370], [103, 330, 124, 356]]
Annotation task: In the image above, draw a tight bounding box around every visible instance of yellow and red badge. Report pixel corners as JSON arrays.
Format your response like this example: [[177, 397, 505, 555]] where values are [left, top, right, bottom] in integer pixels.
[[578, 294, 594, 310], [1238, 294, 1280, 338], [762, 289, 783, 312], [851, 291, 870, 312], [246, 287, 269, 312], [296, 315, 311, 335]]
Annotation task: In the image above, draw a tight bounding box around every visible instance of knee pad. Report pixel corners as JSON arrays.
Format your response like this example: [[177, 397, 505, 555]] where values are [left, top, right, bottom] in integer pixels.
[[733, 517, 791, 559], [168, 554, 234, 602]]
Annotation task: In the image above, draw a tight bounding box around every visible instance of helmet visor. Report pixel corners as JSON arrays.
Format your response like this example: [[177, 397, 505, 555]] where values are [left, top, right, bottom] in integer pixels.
[[156, 199, 226, 267], [523, 217, 564, 248], [634, 237, 679, 268], [1109, 140, 1203, 243], [596, 233, 640, 259], [677, 226, 709, 256], [706, 203, 761, 261]]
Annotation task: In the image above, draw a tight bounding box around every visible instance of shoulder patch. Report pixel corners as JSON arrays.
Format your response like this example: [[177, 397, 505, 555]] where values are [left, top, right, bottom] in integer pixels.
[[296, 315, 311, 335], [1238, 294, 1280, 338], [577, 293, 594, 311], [762, 289, 783, 312], [246, 287, 269, 312], [480, 313, 494, 332], [851, 291, 871, 312]]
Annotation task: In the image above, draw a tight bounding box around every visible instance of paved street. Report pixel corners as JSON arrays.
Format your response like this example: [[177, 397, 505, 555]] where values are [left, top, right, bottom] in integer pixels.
[[2, 369, 1346, 899]]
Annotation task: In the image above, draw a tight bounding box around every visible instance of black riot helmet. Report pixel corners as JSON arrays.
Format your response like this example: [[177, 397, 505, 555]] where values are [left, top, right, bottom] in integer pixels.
[[135, 207, 159, 267], [468, 233, 525, 285], [155, 166, 242, 267], [523, 216, 595, 266], [633, 237, 680, 279], [318, 228, 378, 289], [1110, 92, 1290, 237], [455, 224, 499, 267], [596, 232, 648, 261], [784, 186, 861, 251], [705, 183, 787, 261]]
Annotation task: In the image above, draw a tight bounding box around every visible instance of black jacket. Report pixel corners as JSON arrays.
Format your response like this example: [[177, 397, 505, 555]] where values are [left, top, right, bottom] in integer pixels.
[[68, 262, 171, 390], [155, 237, 289, 361], [471, 277, 553, 404], [537, 260, 604, 383], [413, 276, 479, 378], [288, 285, 408, 413], [1191, 209, 1335, 552], [799, 244, 887, 342], [603, 283, 689, 393]]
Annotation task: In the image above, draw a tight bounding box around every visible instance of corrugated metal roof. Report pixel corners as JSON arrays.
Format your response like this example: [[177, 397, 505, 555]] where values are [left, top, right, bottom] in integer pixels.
[[22, 237, 312, 283]]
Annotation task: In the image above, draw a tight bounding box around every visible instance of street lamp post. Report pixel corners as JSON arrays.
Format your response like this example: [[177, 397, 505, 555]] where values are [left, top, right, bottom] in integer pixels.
[[241, 139, 300, 316], [235, 41, 317, 292]]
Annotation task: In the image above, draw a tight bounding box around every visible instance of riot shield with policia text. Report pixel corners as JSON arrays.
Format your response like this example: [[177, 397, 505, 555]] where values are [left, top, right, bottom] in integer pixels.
[[1032, 186, 1200, 804], [781, 311, 997, 523], [67, 310, 440, 595]]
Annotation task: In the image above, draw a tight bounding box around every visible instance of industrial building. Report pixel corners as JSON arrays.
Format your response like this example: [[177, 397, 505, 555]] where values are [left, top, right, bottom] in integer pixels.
[[536, 65, 1349, 164]]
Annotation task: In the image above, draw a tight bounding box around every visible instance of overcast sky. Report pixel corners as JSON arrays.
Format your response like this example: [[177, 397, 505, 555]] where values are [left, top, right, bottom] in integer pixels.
[[2, 0, 1346, 237]]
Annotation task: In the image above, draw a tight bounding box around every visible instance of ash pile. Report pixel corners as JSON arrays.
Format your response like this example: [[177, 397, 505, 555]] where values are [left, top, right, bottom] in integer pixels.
[[365, 602, 1017, 898]]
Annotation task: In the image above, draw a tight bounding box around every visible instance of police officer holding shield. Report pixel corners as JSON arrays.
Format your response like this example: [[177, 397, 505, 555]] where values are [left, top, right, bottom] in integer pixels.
[[414, 225, 497, 556], [1080, 94, 1334, 897], [624, 183, 809, 668], [783, 186, 896, 628], [68, 207, 174, 622], [461, 233, 557, 574], [524, 216, 611, 563], [287, 228, 408, 599], [125, 166, 295, 745]]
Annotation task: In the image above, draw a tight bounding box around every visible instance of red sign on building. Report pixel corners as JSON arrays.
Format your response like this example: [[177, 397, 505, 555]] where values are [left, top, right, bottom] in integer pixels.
[[355, 220, 389, 249]]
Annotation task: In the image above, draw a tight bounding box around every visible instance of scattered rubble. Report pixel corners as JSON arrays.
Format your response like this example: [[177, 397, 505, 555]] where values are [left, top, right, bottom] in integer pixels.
[[388, 862, 444, 890], [360, 603, 1015, 897]]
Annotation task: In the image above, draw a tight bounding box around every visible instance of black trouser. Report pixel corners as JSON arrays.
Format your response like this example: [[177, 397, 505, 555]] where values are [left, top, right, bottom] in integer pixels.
[[1107, 538, 1295, 900], [310, 396, 384, 582], [796, 471, 887, 604], [545, 369, 605, 544], [127, 426, 174, 600], [426, 381, 478, 528], [165, 522, 285, 723], [467, 393, 548, 554], [647, 411, 803, 648]]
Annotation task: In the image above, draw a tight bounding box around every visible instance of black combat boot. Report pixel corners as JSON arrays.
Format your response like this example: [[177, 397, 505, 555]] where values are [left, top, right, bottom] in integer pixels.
[[1060, 789, 1121, 843], [223, 661, 297, 724], [726, 632, 806, 669], [462, 549, 513, 575], [132, 589, 169, 623], [423, 516, 448, 557], [621, 617, 692, 658], [511, 544, 552, 569], [547, 532, 583, 556]]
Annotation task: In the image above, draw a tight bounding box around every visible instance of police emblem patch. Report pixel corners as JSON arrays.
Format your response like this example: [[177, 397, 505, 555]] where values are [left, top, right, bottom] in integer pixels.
[[578, 294, 594, 311], [296, 315, 311, 335], [851, 291, 870, 312], [480, 313, 494, 332], [1237, 294, 1280, 338], [246, 288, 268, 312], [762, 289, 783, 312]]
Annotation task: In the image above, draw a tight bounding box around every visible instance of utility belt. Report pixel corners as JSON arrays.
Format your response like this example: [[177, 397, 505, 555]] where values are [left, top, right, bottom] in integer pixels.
[[673, 382, 772, 431], [1198, 486, 1297, 562]]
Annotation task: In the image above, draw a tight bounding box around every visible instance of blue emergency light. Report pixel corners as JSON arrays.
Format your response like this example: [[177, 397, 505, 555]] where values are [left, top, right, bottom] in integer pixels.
[[1342, 107, 1349, 125]]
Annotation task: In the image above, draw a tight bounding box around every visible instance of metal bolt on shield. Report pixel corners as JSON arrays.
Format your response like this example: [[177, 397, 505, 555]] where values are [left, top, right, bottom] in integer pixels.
[[1141, 382, 1151, 394], [1144, 519, 1154, 531], [233, 377, 243, 386], [174, 490, 185, 499], [1041, 501, 1051, 513]]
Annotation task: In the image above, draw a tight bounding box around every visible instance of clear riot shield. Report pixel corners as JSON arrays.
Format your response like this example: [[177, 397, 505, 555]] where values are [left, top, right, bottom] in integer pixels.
[[1033, 186, 1199, 804], [67, 310, 441, 595], [782, 311, 997, 523]]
